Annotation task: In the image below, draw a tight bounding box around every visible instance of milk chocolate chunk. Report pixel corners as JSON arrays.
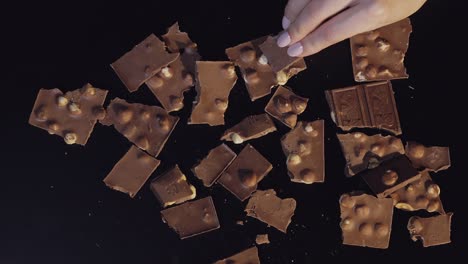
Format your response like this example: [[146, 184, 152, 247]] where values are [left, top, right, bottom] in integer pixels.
[[325, 81, 401, 135], [281, 120, 325, 184], [408, 213, 453, 247], [150, 165, 196, 207], [218, 144, 272, 201], [351, 18, 412, 82], [390, 170, 445, 214], [221, 114, 277, 144], [245, 189, 296, 233], [255, 234, 270, 245], [161, 196, 220, 239], [103, 146, 161, 198], [360, 155, 420, 198], [214, 247, 260, 264], [111, 34, 179, 92], [259, 36, 302, 73], [29, 84, 108, 145], [265, 86, 309, 128], [192, 144, 237, 187], [226, 37, 306, 101], [189, 61, 237, 126], [405, 141, 451, 172], [100, 98, 179, 157], [337, 132, 405, 177], [339, 193, 393, 249]]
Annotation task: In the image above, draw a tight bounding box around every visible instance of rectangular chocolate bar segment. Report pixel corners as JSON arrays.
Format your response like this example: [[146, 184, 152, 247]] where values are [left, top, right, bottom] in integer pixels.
[[221, 114, 277, 144], [259, 36, 301, 73], [265, 86, 308, 128], [408, 213, 453, 247], [405, 141, 451, 172], [103, 146, 161, 198], [192, 144, 237, 187], [161, 196, 220, 239], [214, 247, 260, 264], [150, 165, 196, 207]]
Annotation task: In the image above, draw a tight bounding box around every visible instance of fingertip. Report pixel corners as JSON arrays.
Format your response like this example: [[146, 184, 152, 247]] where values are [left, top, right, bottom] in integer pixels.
[[277, 32, 291, 48], [287, 42, 304, 57], [282, 16, 291, 29]]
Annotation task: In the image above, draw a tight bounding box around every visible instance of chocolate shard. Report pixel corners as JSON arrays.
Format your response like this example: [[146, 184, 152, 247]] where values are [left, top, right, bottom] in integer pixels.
[[103, 146, 161, 198], [192, 144, 237, 187], [408, 213, 453, 247], [150, 165, 196, 207], [214, 247, 260, 264], [161, 196, 220, 239], [111, 34, 179, 92], [325, 81, 402, 135], [339, 193, 393, 249], [245, 189, 296, 233], [405, 141, 451, 172], [281, 120, 325, 184], [100, 98, 179, 157], [255, 234, 270, 245], [351, 18, 412, 82], [29, 84, 108, 145], [221, 113, 277, 144], [259, 36, 302, 73], [265, 86, 309, 128]]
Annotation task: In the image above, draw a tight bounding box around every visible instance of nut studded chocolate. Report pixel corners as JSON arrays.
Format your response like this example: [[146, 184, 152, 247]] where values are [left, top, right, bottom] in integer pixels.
[[339, 193, 393, 249], [351, 18, 412, 82], [325, 81, 401, 135], [150, 165, 196, 207], [259, 36, 302, 73], [407, 213, 453, 247], [100, 98, 179, 157], [265, 86, 309, 128], [281, 120, 325, 184], [405, 141, 451, 172], [221, 114, 277, 144], [192, 144, 237, 187], [214, 247, 260, 264], [29, 84, 108, 145], [188, 61, 238, 126], [111, 34, 179, 92]]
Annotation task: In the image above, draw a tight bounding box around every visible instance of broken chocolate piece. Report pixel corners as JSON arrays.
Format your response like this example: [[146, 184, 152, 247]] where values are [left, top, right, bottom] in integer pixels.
[[351, 18, 412, 82], [405, 141, 451, 172], [192, 144, 237, 187], [161, 196, 219, 239], [281, 120, 325, 184], [221, 114, 277, 144], [218, 144, 272, 201], [189, 61, 237, 126], [100, 98, 179, 157], [408, 213, 453, 247], [337, 132, 405, 177], [111, 34, 179, 92], [339, 193, 393, 249], [325, 81, 402, 135], [29, 84, 108, 145], [255, 234, 270, 245], [214, 247, 260, 264], [360, 155, 420, 198], [103, 146, 161, 198], [245, 189, 296, 233], [265, 86, 309, 128], [259, 36, 301, 73], [150, 165, 196, 207]]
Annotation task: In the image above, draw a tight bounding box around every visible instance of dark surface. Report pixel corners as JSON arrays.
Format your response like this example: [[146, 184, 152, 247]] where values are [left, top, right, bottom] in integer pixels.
[[3, 0, 465, 263]]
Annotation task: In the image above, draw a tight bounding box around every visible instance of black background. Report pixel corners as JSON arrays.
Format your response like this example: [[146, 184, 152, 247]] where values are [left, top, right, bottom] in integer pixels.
[[3, 0, 466, 263]]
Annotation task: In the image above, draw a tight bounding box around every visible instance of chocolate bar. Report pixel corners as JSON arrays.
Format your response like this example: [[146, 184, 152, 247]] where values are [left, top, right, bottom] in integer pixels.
[[221, 114, 277, 144], [259, 36, 301, 73], [255, 234, 270, 245], [214, 247, 260, 264], [265, 86, 308, 128], [150, 165, 196, 207], [408, 213, 453, 247], [192, 144, 237, 187], [406, 141, 451, 172]]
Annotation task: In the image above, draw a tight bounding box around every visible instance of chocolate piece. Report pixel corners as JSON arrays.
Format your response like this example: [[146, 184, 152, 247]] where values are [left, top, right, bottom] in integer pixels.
[[255, 234, 270, 245], [259, 36, 301, 73], [390, 170, 445, 214], [100, 98, 179, 157], [226, 37, 306, 101], [103, 146, 161, 198], [265, 86, 309, 128], [150, 165, 196, 207], [408, 213, 453, 247], [337, 132, 405, 177], [111, 34, 179, 92], [214, 247, 260, 264], [281, 120, 325, 184], [325, 81, 402, 135], [188, 61, 237, 126], [218, 144, 273, 201], [192, 144, 237, 187], [360, 155, 421, 198], [221, 114, 277, 144], [405, 141, 451, 172], [351, 18, 412, 82], [29, 84, 108, 145], [245, 189, 296, 233], [339, 193, 393, 249], [161, 196, 220, 239]]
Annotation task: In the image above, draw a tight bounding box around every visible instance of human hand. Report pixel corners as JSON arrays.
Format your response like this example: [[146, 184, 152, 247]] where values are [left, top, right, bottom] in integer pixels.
[[277, 0, 426, 57]]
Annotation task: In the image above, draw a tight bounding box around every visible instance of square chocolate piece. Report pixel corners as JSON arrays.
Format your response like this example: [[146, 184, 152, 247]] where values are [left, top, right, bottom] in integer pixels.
[[221, 114, 277, 144], [150, 165, 196, 207], [214, 247, 260, 264], [259, 36, 301, 73], [192, 144, 237, 187], [405, 141, 451, 172], [408, 213, 453, 247], [265, 86, 308, 128]]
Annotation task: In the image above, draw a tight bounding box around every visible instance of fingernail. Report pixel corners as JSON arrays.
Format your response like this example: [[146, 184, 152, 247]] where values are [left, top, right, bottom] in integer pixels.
[[282, 16, 290, 29], [277, 32, 291, 48], [287, 43, 303, 57]]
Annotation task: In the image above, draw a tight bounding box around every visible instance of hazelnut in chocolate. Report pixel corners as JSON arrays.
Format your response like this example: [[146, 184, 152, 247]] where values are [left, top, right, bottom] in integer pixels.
[[405, 141, 451, 172], [265, 86, 308, 128]]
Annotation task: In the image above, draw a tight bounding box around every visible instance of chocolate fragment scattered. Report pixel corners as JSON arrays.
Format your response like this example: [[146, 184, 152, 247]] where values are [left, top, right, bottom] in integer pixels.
[[29, 84, 108, 145], [405, 141, 451, 172], [281, 120, 325, 184], [221, 114, 277, 144], [408, 213, 453, 247], [214, 247, 260, 264], [245, 189, 296, 233], [103, 146, 161, 198], [265, 86, 308, 128], [218, 144, 273, 201], [255, 234, 270, 245], [161, 196, 220, 239], [150, 165, 196, 207], [192, 144, 237, 187], [259, 36, 301, 73], [351, 18, 412, 82], [339, 193, 393, 249]]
